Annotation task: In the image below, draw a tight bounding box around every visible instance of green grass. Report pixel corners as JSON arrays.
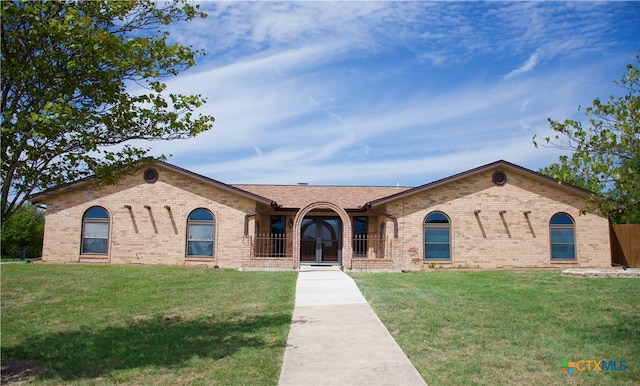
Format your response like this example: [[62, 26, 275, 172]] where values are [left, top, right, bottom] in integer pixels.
[[0, 257, 28, 262], [4, 266, 638, 385], [351, 270, 640, 386], [1, 264, 297, 385]]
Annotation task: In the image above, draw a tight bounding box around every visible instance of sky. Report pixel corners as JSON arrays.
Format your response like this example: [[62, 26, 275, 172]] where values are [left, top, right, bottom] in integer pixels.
[[142, 1, 639, 187]]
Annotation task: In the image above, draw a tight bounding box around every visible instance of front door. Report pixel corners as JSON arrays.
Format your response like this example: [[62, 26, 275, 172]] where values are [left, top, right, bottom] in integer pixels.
[[300, 216, 341, 264]]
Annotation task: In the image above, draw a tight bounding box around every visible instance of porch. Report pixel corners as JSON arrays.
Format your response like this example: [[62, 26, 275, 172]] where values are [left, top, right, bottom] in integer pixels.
[[245, 233, 394, 269]]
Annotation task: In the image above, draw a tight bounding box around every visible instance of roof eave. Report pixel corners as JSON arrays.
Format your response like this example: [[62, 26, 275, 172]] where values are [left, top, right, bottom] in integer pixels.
[[28, 176, 97, 203], [28, 161, 277, 207], [155, 161, 276, 206], [366, 160, 594, 208]]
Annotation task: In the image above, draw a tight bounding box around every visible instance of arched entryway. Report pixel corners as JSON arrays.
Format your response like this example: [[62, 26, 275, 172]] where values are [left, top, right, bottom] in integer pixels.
[[300, 217, 341, 264], [292, 202, 352, 268]]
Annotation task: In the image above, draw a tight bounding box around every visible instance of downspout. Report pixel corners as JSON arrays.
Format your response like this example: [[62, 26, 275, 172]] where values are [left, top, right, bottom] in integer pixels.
[[244, 207, 275, 236], [366, 205, 398, 238]]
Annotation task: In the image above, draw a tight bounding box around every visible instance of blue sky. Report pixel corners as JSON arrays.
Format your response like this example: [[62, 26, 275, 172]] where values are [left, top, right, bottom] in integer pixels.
[[144, 1, 639, 186]]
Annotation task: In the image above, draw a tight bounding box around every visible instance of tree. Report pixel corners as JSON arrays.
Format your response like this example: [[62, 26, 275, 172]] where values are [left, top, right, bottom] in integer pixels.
[[534, 55, 640, 223], [1, 0, 215, 222], [1, 204, 44, 259]]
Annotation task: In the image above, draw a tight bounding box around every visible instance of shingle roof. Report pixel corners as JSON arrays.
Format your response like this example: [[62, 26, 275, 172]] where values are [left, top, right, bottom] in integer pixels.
[[233, 184, 411, 210]]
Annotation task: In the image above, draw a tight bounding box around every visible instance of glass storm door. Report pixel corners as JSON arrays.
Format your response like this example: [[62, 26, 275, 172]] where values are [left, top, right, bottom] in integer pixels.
[[300, 217, 341, 264]]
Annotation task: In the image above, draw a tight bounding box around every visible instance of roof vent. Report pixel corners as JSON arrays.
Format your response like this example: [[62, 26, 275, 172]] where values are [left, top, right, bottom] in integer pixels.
[[492, 170, 507, 186], [143, 168, 159, 183]]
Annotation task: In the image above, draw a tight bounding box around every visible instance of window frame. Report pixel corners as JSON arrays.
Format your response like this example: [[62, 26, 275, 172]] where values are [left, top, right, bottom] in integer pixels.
[[269, 215, 287, 257], [423, 211, 451, 260], [186, 208, 215, 258], [353, 216, 369, 257], [81, 206, 110, 255], [549, 212, 576, 260]]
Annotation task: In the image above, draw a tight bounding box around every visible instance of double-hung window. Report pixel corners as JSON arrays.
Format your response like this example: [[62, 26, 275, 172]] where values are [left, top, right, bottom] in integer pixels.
[[424, 212, 451, 260], [187, 209, 215, 257], [81, 206, 110, 255], [550, 213, 575, 259]]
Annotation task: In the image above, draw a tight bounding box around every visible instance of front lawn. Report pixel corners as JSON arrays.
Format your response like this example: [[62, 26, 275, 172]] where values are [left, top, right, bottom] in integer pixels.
[[1, 264, 297, 385], [351, 270, 639, 385]]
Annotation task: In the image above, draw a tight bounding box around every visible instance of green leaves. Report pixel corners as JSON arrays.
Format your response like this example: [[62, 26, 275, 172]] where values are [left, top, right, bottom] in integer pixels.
[[534, 55, 640, 223], [1, 204, 44, 258], [1, 0, 214, 222]]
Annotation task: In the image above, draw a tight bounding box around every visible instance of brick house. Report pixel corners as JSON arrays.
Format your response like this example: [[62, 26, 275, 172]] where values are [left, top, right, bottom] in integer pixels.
[[29, 160, 611, 270]]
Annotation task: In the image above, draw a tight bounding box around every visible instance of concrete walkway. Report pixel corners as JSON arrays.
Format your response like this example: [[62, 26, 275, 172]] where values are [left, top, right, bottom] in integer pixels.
[[278, 267, 427, 386]]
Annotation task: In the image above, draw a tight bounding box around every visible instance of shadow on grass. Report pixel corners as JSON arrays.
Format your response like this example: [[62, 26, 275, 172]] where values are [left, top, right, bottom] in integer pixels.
[[605, 313, 640, 345], [4, 313, 291, 382]]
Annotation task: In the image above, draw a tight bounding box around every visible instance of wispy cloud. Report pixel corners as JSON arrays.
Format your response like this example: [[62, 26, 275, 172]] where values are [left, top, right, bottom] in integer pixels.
[[134, 1, 640, 186], [504, 51, 540, 79]]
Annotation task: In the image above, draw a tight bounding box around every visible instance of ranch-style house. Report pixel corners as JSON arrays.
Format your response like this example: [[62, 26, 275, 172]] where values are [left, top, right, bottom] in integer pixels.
[[29, 160, 612, 270]]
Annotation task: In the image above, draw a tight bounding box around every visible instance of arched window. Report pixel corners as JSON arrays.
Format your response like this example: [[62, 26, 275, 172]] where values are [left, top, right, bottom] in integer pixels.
[[81, 206, 110, 255], [550, 213, 575, 259], [187, 209, 215, 257], [424, 212, 451, 260]]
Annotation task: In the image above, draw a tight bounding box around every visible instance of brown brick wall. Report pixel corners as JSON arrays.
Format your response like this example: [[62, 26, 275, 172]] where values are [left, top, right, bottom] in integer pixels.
[[41, 166, 257, 268], [39, 163, 611, 270], [383, 168, 611, 270]]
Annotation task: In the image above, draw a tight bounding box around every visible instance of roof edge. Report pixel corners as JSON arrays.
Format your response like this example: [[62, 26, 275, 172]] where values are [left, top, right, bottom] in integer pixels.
[[28, 175, 98, 202], [366, 160, 595, 208], [155, 162, 276, 206], [28, 161, 277, 207]]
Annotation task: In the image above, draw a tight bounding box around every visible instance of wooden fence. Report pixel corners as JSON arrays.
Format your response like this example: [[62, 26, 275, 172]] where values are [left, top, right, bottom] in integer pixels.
[[610, 224, 640, 268]]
